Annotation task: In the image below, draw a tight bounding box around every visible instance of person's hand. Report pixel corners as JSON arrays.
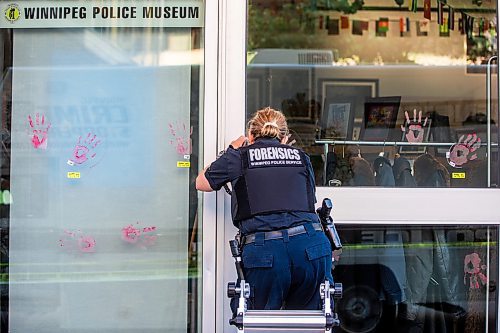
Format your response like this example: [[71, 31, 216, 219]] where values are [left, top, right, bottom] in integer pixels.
[[230, 135, 248, 149], [281, 135, 296, 146], [401, 109, 428, 143]]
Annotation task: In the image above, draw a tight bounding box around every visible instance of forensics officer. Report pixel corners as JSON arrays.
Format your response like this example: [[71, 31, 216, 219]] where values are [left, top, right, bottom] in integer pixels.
[[196, 107, 333, 310]]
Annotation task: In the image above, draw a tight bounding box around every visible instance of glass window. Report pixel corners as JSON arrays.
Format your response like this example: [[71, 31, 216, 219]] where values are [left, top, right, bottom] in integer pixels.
[[247, 0, 498, 188], [334, 224, 498, 333], [0, 3, 204, 332]]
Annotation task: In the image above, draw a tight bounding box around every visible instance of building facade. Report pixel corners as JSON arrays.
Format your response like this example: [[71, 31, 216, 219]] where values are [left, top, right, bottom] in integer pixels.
[[0, 0, 499, 332]]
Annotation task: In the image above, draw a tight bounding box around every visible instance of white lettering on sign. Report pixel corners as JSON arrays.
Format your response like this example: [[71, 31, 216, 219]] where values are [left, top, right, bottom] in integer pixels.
[[142, 6, 199, 19], [248, 147, 303, 168], [0, 1, 204, 28]]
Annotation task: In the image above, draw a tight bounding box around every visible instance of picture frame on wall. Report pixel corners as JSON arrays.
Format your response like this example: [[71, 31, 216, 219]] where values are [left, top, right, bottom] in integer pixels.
[[360, 96, 401, 141], [399, 118, 433, 154], [317, 79, 378, 139], [319, 102, 355, 140]]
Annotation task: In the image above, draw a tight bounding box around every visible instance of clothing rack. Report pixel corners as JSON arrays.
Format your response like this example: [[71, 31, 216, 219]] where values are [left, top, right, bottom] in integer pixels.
[[315, 139, 499, 186]]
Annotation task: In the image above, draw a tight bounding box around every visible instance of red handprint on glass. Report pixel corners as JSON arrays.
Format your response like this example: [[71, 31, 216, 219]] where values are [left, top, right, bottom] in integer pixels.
[[59, 229, 96, 254], [121, 222, 157, 248], [447, 133, 481, 168], [68, 133, 102, 167], [28, 113, 51, 149], [168, 122, 192, 156], [464, 252, 487, 289], [400, 109, 428, 143]]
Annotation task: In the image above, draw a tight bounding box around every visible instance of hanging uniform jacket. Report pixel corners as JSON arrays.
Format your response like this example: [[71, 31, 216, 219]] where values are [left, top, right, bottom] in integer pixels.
[[348, 156, 375, 186], [373, 156, 395, 186], [392, 155, 417, 187], [231, 138, 316, 222], [413, 153, 450, 187]]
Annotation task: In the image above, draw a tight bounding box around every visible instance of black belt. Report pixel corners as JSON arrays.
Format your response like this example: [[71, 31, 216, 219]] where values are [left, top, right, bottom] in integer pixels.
[[242, 222, 323, 245]]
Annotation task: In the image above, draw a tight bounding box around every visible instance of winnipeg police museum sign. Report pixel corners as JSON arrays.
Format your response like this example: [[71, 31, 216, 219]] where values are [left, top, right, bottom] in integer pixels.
[[0, 0, 204, 28]]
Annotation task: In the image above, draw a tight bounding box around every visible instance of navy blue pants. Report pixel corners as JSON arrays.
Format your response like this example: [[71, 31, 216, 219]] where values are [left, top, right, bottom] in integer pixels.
[[240, 224, 333, 310]]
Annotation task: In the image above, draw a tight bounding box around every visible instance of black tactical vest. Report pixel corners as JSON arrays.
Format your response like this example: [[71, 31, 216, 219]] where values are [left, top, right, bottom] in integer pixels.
[[231, 138, 315, 222]]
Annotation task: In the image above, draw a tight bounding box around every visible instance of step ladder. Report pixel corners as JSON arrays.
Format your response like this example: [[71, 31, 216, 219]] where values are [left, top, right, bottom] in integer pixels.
[[228, 278, 342, 332]]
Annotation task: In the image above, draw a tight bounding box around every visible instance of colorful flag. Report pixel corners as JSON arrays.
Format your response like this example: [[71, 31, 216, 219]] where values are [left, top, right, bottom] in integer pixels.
[[424, 0, 431, 20], [448, 7, 454, 30], [376, 19, 388, 37], [409, 0, 418, 12], [377, 18, 389, 32], [328, 19, 340, 35], [400, 17, 411, 37], [465, 15, 474, 38], [459, 13, 466, 34], [440, 18, 450, 37], [352, 20, 363, 35], [341, 16, 349, 29], [416, 20, 429, 36], [478, 18, 484, 36], [437, 1, 444, 25]]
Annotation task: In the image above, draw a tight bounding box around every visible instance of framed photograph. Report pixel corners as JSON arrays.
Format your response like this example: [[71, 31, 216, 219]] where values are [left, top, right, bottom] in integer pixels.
[[360, 96, 401, 141], [399, 118, 432, 154], [319, 102, 355, 139], [318, 79, 378, 139]]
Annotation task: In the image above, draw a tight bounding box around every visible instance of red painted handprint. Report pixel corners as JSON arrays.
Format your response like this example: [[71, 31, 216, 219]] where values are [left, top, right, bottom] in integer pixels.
[[447, 133, 481, 168], [464, 253, 487, 289], [28, 113, 51, 149], [68, 133, 102, 167], [59, 229, 96, 254], [121, 222, 157, 248], [400, 109, 428, 143], [168, 122, 192, 156]]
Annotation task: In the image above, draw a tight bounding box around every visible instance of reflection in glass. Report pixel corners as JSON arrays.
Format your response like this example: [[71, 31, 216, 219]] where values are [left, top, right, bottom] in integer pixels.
[[246, 0, 498, 188], [333, 224, 498, 333]]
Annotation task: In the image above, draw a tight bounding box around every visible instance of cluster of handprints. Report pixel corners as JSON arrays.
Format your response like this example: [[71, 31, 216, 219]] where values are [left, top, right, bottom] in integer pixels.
[[29, 113, 193, 167], [400, 109, 480, 167], [28, 113, 182, 253], [59, 222, 158, 254]]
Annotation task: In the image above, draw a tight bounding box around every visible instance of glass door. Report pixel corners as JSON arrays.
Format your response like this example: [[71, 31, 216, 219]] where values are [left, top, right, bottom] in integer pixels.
[[0, 1, 207, 332]]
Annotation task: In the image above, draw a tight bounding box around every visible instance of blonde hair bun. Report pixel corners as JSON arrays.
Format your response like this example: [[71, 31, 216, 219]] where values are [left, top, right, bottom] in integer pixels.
[[247, 107, 288, 140], [263, 122, 279, 128]]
